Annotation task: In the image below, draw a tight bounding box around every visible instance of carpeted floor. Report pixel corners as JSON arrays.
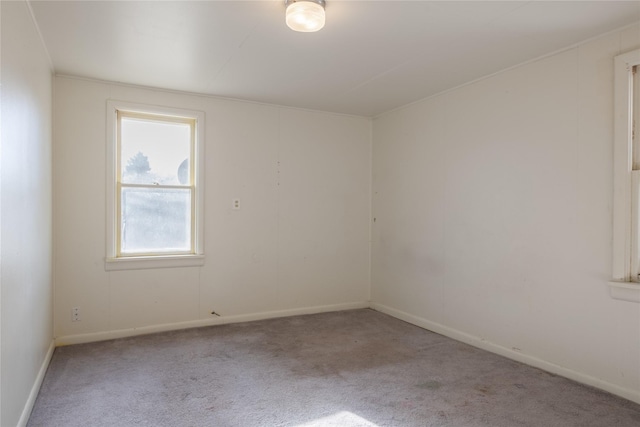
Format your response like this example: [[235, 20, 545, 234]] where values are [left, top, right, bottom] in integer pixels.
[[28, 309, 640, 426]]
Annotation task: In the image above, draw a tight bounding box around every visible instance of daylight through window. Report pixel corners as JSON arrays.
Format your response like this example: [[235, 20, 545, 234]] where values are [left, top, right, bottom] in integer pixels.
[[106, 102, 204, 270], [118, 112, 194, 255], [610, 49, 640, 302]]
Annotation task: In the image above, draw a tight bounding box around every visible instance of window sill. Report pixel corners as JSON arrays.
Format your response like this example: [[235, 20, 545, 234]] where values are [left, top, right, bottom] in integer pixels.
[[105, 255, 205, 271], [608, 281, 640, 303]]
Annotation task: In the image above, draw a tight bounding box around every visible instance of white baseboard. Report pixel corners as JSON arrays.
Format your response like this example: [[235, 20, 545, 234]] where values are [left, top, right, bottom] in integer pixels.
[[370, 302, 640, 405], [55, 301, 370, 346], [17, 340, 55, 427]]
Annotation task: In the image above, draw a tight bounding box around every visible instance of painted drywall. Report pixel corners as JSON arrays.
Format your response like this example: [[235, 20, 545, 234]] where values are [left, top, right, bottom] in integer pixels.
[[1, 1, 54, 425], [53, 77, 371, 340], [371, 23, 640, 402]]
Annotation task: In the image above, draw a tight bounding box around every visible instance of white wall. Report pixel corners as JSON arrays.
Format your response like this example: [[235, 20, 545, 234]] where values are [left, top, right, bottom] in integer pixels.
[[53, 77, 371, 341], [371, 23, 640, 403], [0, 1, 54, 425]]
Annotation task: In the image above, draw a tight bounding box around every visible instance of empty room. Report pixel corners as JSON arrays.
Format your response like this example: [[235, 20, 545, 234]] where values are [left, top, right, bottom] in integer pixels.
[[2, 0, 640, 426]]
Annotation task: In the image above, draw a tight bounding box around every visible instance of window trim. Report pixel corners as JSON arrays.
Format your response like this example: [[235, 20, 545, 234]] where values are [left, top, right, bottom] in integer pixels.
[[105, 100, 205, 270], [610, 49, 640, 302]]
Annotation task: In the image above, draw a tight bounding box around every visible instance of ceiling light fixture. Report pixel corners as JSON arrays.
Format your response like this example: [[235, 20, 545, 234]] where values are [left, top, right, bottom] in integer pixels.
[[285, 0, 325, 33]]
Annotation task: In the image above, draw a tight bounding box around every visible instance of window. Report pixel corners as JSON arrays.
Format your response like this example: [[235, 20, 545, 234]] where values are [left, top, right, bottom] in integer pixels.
[[106, 101, 204, 270], [610, 49, 640, 302]]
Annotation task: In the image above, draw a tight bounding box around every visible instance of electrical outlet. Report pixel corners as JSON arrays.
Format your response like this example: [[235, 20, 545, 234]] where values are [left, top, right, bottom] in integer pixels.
[[232, 198, 240, 210], [71, 307, 80, 322]]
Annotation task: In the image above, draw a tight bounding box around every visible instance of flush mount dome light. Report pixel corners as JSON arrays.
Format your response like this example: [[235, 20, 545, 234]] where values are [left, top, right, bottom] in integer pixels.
[[285, 0, 326, 32]]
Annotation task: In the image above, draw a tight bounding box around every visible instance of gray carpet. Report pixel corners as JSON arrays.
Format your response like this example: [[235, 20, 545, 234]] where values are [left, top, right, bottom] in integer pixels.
[[28, 309, 640, 426]]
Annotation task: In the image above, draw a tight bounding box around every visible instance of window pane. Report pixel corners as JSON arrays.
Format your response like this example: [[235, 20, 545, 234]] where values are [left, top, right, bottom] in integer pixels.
[[634, 67, 639, 167], [121, 187, 191, 254], [120, 117, 191, 185]]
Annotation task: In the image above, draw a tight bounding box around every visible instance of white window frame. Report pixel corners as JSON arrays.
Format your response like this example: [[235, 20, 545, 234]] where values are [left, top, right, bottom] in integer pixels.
[[610, 49, 640, 302], [105, 100, 205, 270]]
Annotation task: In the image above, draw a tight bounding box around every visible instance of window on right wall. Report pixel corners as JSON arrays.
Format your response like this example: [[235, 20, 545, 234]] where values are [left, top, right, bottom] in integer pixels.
[[611, 48, 640, 303]]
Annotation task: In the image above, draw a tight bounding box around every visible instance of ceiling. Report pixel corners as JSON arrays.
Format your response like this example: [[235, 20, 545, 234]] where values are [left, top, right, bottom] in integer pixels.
[[30, 1, 640, 117]]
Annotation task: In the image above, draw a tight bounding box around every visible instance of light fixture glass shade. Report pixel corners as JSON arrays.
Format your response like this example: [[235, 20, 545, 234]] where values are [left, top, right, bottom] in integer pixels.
[[286, 0, 325, 32]]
